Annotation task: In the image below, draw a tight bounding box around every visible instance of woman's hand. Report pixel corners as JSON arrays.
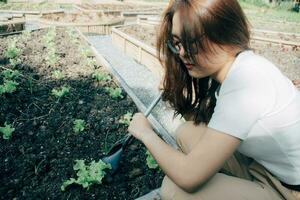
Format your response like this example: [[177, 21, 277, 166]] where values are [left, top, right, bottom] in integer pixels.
[[128, 113, 155, 142]]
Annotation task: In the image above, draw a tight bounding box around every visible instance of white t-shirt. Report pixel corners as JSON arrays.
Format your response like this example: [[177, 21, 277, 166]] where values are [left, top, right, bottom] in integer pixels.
[[208, 50, 300, 185]]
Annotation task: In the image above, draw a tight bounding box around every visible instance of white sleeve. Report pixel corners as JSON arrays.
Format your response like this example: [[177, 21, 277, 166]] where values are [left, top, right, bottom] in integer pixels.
[[208, 68, 274, 140]]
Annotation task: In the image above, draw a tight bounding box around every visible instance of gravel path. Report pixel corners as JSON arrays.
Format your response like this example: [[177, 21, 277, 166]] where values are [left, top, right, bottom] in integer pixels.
[[86, 34, 183, 143]]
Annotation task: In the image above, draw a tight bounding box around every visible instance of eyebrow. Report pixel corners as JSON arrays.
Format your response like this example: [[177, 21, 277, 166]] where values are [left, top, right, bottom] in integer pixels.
[[171, 33, 181, 40]]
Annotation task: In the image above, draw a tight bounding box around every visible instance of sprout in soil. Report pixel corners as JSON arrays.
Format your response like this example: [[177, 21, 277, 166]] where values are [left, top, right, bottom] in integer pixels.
[[0, 80, 19, 95], [105, 87, 124, 100], [0, 122, 15, 140], [73, 119, 85, 134], [61, 159, 111, 191], [92, 71, 111, 83], [51, 86, 70, 98], [52, 70, 64, 80], [146, 150, 160, 170], [119, 112, 133, 126]]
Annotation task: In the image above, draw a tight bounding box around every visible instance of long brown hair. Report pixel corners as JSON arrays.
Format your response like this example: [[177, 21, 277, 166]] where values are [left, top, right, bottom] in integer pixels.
[[157, 0, 250, 125]]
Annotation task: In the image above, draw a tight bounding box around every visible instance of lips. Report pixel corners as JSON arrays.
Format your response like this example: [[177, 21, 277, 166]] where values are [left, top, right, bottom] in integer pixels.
[[184, 63, 194, 70]]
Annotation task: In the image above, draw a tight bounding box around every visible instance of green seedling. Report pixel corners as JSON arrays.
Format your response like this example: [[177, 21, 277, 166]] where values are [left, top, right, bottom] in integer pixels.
[[51, 86, 70, 98], [119, 112, 133, 126], [73, 119, 85, 134], [86, 58, 97, 68], [52, 70, 64, 80], [5, 39, 21, 59], [1, 69, 20, 79], [92, 71, 111, 83], [0, 122, 15, 140], [61, 159, 111, 191], [146, 150, 159, 170], [81, 48, 93, 58], [0, 80, 19, 95], [105, 87, 124, 100]]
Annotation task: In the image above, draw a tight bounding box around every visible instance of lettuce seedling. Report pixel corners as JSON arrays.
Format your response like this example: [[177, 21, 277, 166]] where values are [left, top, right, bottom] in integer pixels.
[[105, 87, 124, 100], [51, 86, 70, 98], [0, 80, 19, 95], [0, 122, 15, 140], [52, 70, 64, 80], [146, 150, 159, 170], [92, 71, 111, 83], [61, 159, 111, 191], [1, 69, 20, 79], [5, 39, 21, 59], [119, 112, 133, 126], [73, 119, 85, 134]]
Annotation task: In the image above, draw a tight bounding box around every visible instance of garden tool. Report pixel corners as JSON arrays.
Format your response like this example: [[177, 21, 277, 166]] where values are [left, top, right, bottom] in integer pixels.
[[102, 92, 162, 173]]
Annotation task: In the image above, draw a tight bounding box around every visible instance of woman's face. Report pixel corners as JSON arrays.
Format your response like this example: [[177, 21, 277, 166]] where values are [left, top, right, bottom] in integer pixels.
[[171, 11, 234, 82]]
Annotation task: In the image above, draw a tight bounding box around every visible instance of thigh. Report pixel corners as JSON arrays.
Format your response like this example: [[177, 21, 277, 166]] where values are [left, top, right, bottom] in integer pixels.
[[175, 121, 253, 180], [174, 121, 207, 154], [160, 173, 284, 200]]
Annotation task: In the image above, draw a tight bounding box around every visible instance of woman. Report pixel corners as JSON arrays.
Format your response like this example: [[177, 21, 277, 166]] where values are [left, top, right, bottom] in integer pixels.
[[128, 0, 300, 199]]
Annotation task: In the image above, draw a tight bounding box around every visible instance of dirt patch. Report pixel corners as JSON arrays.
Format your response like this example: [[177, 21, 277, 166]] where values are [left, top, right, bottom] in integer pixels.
[[78, 3, 163, 11], [41, 12, 120, 24], [0, 28, 164, 199]]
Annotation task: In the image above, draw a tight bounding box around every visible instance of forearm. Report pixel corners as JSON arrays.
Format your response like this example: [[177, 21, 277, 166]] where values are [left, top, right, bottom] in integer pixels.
[[141, 131, 190, 190]]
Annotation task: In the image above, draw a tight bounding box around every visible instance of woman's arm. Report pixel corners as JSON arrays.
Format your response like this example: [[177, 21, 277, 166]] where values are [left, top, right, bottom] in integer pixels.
[[128, 113, 241, 193]]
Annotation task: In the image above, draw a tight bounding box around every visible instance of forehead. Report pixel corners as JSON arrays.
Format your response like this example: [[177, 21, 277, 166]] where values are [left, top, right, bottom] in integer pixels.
[[171, 11, 182, 38]]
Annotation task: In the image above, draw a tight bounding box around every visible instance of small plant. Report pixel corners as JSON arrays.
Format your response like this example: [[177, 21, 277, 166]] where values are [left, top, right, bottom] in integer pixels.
[[0, 80, 19, 95], [61, 159, 111, 191], [0, 122, 15, 140], [92, 71, 111, 83], [105, 87, 124, 100], [119, 112, 133, 126], [86, 58, 97, 68], [5, 39, 21, 59], [146, 150, 159, 170], [5, 39, 22, 67], [81, 48, 93, 58], [51, 86, 70, 98], [52, 70, 64, 80], [73, 119, 85, 134], [1, 69, 20, 79]]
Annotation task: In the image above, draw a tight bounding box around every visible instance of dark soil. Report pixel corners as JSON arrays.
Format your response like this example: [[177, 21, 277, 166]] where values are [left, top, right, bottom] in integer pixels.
[[0, 28, 164, 200], [41, 12, 120, 24]]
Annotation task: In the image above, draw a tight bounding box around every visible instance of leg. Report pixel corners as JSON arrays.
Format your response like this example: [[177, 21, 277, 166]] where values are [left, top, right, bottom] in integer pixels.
[[175, 121, 252, 180], [160, 173, 284, 200]]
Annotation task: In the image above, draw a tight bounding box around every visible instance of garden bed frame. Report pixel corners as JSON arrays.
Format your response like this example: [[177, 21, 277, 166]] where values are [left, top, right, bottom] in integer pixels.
[[0, 9, 64, 19], [36, 17, 125, 35], [0, 18, 25, 34], [111, 24, 163, 79]]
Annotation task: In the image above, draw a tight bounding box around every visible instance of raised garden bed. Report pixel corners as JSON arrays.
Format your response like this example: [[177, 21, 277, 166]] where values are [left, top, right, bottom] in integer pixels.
[[0, 18, 25, 34], [39, 12, 125, 35], [0, 27, 164, 199], [0, 2, 60, 11], [111, 25, 163, 79], [114, 24, 300, 81]]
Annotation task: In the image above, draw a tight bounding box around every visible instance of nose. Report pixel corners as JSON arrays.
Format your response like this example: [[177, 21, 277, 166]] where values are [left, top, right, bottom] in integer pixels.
[[178, 43, 185, 57]]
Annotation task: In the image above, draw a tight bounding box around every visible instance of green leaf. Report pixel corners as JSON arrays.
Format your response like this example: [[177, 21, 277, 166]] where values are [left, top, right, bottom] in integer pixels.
[[1, 69, 20, 79], [73, 119, 85, 134], [61, 159, 111, 191], [0, 122, 15, 140], [105, 87, 124, 100], [119, 112, 133, 126], [146, 150, 159, 170], [51, 86, 70, 98]]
